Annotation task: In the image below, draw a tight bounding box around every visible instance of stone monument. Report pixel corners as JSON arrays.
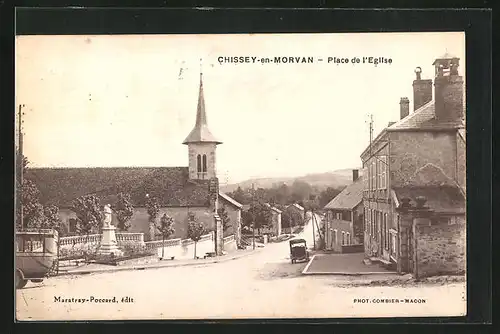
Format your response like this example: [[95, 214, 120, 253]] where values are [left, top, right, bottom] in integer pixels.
[[97, 204, 124, 257]]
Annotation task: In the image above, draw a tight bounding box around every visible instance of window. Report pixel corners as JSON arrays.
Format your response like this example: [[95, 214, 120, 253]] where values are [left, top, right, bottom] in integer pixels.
[[346, 232, 351, 245], [334, 229, 338, 245], [370, 161, 376, 190], [341, 232, 345, 245], [202, 154, 207, 172], [363, 166, 368, 191], [197, 154, 202, 173], [381, 156, 387, 189], [431, 217, 451, 226], [383, 213, 388, 250]]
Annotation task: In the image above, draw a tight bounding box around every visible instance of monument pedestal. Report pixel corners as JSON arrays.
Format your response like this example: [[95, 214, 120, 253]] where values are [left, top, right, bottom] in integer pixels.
[[97, 225, 123, 257]]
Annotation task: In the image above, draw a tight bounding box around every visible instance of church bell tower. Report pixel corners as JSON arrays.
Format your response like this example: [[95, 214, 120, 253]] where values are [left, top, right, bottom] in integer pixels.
[[183, 71, 222, 180]]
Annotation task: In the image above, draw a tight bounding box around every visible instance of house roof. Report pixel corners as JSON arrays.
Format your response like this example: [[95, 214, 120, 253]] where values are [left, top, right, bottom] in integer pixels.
[[387, 100, 464, 131], [219, 192, 243, 209], [264, 203, 282, 213], [25, 167, 212, 208], [324, 178, 363, 210], [183, 73, 222, 145], [288, 203, 304, 211], [393, 186, 465, 214], [241, 203, 282, 213]]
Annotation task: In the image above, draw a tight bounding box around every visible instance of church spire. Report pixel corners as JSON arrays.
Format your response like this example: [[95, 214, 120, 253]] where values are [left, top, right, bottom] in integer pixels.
[[182, 63, 222, 145]]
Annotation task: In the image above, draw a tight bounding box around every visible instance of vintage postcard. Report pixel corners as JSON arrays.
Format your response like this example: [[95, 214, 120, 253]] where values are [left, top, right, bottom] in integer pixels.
[[15, 32, 466, 320]]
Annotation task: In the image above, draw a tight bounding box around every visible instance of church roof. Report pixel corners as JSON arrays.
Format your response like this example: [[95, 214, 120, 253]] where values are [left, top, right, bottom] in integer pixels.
[[219, 192, 243, 209], [25, 167, 212, 208], [183, 74, 222, 145]]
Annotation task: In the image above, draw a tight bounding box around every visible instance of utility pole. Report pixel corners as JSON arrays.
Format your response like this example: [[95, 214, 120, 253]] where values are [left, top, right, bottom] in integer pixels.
[[311, 208, 316, 250], [17, 104, 25, 231], [252, 183, 255, 250]]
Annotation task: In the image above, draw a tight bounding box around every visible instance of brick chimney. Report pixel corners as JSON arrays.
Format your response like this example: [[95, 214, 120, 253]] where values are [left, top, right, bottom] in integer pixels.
[[352, 169, 359, 182], [412, 66, 433, 111], [399, 97, 409, 119], [433, 55, 464, 121]]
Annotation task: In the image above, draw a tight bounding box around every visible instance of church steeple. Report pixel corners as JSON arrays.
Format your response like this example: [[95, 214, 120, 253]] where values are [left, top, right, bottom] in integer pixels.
[[182, 71, 222, 145], [184, 65, 221, 180]]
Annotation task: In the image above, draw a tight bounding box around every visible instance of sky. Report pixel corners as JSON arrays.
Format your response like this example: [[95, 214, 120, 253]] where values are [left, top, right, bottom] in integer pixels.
[[15, 32, 465, 184]]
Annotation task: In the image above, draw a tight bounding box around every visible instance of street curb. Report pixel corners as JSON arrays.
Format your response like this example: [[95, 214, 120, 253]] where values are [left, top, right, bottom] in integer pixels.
[[55, 248, 263, 277], [301, 271, 401, 276], [301, 254, 400, 276]]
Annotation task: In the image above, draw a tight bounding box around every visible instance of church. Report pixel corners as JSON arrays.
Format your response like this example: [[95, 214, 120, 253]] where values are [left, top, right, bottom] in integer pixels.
[[26, 73, 243, 249]]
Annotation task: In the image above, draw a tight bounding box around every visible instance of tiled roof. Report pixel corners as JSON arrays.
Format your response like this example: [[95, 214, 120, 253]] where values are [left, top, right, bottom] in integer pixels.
[[393, 186, 465, 214], [324, 178, 363, 210], [25, 167, 211, 208], [289, 203, 304, 211], [388, 101, 464, 131], [219, 192, 242, 209], [265, 203, 282, 213]]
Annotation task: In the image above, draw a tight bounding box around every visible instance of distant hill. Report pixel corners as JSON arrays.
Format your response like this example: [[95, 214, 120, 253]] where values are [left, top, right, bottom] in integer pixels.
[[220, 168, 363, 193]]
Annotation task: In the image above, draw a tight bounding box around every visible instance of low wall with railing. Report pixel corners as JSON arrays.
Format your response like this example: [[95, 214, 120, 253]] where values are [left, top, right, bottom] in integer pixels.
[[59, 232, 145, 249], [223, 234, 237, 252], [58, 231, 233, 260], [145, 232, 216, 260]]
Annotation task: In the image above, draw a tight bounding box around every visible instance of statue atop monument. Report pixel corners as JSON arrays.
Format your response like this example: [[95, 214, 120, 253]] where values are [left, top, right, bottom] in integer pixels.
[[103, 204, 113, 228]]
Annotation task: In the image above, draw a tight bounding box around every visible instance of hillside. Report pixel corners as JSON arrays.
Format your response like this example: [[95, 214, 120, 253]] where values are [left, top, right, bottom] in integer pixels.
[[220, 168, 363, 192]]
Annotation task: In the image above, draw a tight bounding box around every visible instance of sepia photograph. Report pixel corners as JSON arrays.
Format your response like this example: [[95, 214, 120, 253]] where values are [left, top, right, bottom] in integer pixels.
[[15, 32, 466, 320]]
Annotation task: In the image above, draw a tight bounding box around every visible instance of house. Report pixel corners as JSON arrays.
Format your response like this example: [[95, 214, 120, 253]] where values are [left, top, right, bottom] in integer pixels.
[[285, 203, 305, 221], [323, 169, 364, 252], [25, 73, 243, 252], [241, 203, 282, 236], [264, 203, 282, 236], [360, 54, 466, 277]]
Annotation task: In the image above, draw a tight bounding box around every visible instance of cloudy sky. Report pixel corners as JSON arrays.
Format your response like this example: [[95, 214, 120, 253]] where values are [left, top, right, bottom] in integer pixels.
[[16, 32, 465, 184]]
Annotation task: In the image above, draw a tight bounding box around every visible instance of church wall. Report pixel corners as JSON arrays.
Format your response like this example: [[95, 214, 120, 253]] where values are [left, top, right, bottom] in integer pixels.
[[59, 207, 215, 241], [128, 207, 215, 241]]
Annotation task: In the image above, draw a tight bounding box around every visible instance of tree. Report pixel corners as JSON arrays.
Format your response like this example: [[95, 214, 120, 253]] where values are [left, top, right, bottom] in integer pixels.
[[145, 195, 160, 241], [217, 206, 231, 234], [114, 193, 134, 231], [156, 213, 175, 259], [242, 202, 273, 235], [70, 195, 103, 237], [230, 186, 246, 204], [187, 217, 206, 259], [318, 187, 343, 208]]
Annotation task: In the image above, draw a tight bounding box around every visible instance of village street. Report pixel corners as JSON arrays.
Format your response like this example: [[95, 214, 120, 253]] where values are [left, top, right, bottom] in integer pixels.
[[16, 215, 466, 320]]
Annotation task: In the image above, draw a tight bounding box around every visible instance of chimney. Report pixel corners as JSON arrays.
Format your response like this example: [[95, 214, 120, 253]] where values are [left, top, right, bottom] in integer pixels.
[[399, 97, 409, 119], [352, 169, 359, 182], [412, 66, 433, 111], [433, 55, 464, 122]]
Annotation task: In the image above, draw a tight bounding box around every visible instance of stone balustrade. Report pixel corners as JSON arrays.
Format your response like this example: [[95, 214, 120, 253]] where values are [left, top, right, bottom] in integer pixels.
[[59, 234, 101, 246], [223, 235, 235, 244], [116, 232, 145, 244], [145, 238, 182, 249]]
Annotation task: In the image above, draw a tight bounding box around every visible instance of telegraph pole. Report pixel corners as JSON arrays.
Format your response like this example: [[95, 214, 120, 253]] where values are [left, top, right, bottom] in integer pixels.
[[18, 104, 25, 231], [252, 183, 256, 250], [311, 208, 316, 250]]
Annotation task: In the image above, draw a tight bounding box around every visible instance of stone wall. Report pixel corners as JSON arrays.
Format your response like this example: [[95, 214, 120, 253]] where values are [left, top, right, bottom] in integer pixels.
[[389, 131, 458, 187], [414, 219, 466, 278]]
